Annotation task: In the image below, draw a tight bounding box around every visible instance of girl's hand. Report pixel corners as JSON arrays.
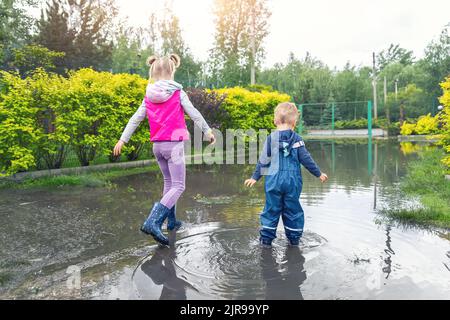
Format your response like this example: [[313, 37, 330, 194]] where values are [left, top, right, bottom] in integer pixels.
[[245, 178, 257, 187], [209, 133, 217, 145], [319, 173, 329, 183], [113, 140, 125, 156], [206, 129, 216, 145]]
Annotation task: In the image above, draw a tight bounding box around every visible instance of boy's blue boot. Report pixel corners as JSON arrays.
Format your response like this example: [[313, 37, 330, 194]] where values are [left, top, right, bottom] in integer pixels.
[[288, 238, 300, 246], [260, 237, 273, 248], [141, 202, 170, 246], [167, 205, 182, 231]]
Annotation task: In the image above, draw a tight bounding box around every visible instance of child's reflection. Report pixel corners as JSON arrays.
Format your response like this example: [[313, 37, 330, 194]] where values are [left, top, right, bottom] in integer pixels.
[[260, 246, 306, 300], [140, 232, 189, 300]]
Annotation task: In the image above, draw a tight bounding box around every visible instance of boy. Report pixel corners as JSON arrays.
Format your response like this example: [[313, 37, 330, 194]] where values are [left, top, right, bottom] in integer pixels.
[[245, 102, 328, 247]]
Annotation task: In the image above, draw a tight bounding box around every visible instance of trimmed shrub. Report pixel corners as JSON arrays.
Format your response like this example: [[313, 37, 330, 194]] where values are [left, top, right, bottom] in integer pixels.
[[213, 87, 291, 130], [439, 77, 450, 170], [400, 114, 439, 136]]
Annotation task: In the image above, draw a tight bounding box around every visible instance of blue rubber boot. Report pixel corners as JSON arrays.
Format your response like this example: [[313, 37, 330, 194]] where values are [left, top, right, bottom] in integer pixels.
[[167, 205, 182, 231], [260, 237, 273, 248], [141, 203, 170, 246], [288, 237, 300, 246]]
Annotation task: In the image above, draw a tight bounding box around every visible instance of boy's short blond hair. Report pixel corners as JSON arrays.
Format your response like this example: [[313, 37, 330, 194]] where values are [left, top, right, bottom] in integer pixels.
[[274, 102, 299, 126]]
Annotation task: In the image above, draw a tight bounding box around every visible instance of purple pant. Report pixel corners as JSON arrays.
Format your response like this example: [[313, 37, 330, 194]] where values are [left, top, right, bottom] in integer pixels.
[[153, 141, 186, 209]]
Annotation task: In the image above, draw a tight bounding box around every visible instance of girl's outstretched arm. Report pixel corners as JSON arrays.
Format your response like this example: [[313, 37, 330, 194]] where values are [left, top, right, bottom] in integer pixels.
[[119, 100, 147, 143], [114, 100, 147, 156], [180, 90, 214, 140]]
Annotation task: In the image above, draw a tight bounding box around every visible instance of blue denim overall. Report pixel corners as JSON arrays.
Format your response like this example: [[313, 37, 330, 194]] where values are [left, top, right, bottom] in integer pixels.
[[253, 130, 321, 245]]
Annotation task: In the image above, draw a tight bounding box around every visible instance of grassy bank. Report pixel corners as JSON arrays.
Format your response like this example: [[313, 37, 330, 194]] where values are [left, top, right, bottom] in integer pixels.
[[385, 149, 450, 229], [0, 164, 160, 190]]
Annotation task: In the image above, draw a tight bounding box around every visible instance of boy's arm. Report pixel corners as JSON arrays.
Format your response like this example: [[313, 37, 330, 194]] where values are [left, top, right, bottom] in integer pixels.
[[251, 137, 271, 181], [180, 90, 212, 137], [298, 142, 322, 178], [119, 100, 147, 143]]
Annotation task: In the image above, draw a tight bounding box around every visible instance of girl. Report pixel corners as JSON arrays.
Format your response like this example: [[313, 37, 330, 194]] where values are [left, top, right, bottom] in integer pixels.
[[113, 54, 215, 246]]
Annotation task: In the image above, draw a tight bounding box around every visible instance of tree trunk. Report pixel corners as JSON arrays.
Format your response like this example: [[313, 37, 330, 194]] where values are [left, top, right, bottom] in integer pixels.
[[399, 103, 405, 125]]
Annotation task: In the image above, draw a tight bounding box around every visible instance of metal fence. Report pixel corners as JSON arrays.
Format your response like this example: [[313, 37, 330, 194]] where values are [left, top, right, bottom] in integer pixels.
[[296, 101, 375, 134]]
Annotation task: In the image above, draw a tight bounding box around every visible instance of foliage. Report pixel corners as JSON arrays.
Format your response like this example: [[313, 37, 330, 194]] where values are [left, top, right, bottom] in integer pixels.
[[0, 0, 38, 69], [400, 123, 416, 136], [400, 114, 439, 135], [60, 69, 148, 165], [159, 6, 202, 85], [385, 84, 428, 124], [185, 88, 229, 132], [12, 44, 65, 76], [376, 44, 415, 71], [209, 0, 271, 86], [0, 71, 38, 176], [335, 118, 371, 130], [438, 76, 450, 170], [0, 67, 293, 176], [0, 69, 149, 175], [420, 25, 450, 103], [111, 25, 155, 78], [36, 0, 117, 72], [391, 149, 450, 228], [213, 87, 291, 129]]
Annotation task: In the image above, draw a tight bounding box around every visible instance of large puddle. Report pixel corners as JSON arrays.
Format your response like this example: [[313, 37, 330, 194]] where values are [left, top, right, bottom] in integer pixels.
[[0, 140, 449, 299]]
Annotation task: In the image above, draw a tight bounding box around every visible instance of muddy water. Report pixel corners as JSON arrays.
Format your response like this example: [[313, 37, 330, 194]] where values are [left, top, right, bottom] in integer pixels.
[[0, 140, 449, 300]]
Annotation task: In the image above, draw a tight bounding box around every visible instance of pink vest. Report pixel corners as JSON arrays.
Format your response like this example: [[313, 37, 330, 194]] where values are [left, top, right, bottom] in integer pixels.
[[145, 90, 190, 142]]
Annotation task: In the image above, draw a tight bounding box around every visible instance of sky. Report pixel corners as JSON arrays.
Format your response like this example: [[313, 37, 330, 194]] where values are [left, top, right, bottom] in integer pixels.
[[65, 0, 450, 69]]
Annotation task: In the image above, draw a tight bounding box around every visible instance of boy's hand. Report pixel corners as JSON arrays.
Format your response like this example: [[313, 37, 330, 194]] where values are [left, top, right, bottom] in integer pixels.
[[319, 173, 329, 183], [113, 140, 125, 156], [245, 178, 257, 187]]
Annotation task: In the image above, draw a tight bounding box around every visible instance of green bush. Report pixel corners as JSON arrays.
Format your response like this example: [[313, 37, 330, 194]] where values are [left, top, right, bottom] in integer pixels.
[[0, 69, 149, 175], [387, 122, 401, 136], [0, 71, 38, 176], [335, 118, 369, 129], [400, 114, 440, 136], [0, 70, 292, 176], [61, 69, 148, 165], [213, 87, 291, 130]]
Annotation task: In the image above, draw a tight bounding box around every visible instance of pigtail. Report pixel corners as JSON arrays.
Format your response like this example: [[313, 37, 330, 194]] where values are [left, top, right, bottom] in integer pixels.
[[169, 54, 181, 68], [146, 55, 158, 67]]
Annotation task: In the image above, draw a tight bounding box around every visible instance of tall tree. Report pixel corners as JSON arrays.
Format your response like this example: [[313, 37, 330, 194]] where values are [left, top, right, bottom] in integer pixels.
[[419, 24, 450, 102], [210, 0, 271, 86], [0, 0, 38, 69], [36, 0, 75, 73], [159, 6, 201, 86], [377, 44, 415, 71], [36, 0, 117, 72], [111, 23, 156, 77]]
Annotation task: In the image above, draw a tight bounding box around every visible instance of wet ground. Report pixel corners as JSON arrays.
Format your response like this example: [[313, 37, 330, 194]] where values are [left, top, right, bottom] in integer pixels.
[[0, 140, 449, 300]]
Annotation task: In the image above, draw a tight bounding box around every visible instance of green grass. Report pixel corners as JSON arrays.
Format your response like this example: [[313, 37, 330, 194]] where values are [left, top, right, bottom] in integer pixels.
[[0, 164, 160, 190], [385, 149, 450, 229]]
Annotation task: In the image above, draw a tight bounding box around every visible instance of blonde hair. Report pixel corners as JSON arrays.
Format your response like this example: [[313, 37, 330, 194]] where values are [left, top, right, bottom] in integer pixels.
[[274, 102, 299, 126], [146, 54, 181, 80]]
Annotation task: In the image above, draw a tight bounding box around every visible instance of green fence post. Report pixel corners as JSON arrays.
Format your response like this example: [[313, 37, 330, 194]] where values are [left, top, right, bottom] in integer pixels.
[[297, 104, 304, 135], [367, 100, 373, 139], [331, 102, 336, 134], [368, 100, 373, 176], [332, 140, 336, 173]]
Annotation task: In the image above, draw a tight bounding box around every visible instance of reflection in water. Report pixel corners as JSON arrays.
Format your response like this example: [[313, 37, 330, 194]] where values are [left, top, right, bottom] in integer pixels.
[[260, 247, 306, 300], [1, 140, 449, 300], [382, 225, 395, 279], [139, 233, 190, 300]]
